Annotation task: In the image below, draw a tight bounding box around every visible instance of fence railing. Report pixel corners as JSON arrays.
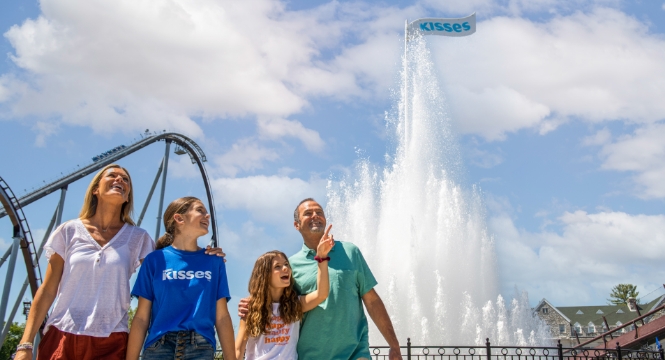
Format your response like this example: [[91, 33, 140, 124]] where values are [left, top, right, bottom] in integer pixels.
[[213, 338, 665, 360], [363, 338, 664, 360]]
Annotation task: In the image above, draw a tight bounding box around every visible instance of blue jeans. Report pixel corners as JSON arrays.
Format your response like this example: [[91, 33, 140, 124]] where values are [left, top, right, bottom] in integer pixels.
[[142, 331, 215, 360]]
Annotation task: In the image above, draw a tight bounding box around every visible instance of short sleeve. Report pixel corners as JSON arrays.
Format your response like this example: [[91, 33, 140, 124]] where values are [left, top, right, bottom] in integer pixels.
[[131, 256, 155, 301], [353, 246, 377, 296], [133, 231, 155, 272], [44, 222, 69, 261], [216, 258, 231, 302]]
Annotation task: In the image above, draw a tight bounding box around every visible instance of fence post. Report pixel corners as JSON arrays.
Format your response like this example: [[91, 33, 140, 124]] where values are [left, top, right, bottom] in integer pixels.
[[616, 342, 622, 360], [558, 340, 563, 360], [407, 337, 411, 360], [486, 338, 492, 360]]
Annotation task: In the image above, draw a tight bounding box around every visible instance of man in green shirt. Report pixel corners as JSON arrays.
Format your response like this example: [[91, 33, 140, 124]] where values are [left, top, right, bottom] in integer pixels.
[[292, 198, 401, 360]]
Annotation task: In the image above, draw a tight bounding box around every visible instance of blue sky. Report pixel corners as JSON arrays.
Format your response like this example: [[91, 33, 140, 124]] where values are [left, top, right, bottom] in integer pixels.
[[2, 0, 665, 329]]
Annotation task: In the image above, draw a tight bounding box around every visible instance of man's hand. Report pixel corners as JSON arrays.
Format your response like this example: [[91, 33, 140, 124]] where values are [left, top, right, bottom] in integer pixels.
[[238, 297, 249, 319], [205, 246, 226, 261], [316, 224, 334, 258], [389, 347, 402, 360], [363, 289, 401, 359]]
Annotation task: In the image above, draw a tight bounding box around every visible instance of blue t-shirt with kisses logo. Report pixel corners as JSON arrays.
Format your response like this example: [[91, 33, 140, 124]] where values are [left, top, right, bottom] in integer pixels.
[[131, 246, 230, 349]]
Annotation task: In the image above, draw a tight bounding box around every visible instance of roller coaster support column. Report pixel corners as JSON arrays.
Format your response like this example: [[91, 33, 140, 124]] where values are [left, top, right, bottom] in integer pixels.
[[0, 207, 58, 345], [137, 157, 165, 227], [0, 246, 11, 268], [155, 140, 171, 240], [0, 236, 20, 330], [55, 186, 68, 227]]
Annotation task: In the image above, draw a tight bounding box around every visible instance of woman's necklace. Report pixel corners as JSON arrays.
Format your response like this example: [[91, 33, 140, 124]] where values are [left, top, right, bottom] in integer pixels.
[[97, 223, 110, 233]]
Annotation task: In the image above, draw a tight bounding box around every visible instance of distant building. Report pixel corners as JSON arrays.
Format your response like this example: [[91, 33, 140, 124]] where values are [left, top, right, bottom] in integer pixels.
[[534, 295, 665, 348]]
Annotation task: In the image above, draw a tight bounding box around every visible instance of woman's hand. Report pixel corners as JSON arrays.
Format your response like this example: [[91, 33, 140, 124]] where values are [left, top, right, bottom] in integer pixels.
[[14, 349, 33, 360], [316, 224, 334, 258]]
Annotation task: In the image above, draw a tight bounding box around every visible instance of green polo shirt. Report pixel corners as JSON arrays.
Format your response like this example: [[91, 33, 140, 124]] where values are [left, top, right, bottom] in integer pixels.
[[290, 241, 378, 360]]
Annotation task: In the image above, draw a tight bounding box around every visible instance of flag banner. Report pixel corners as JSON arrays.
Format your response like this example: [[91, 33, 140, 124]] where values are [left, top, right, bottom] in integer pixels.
[[408, 13, 476, 38]]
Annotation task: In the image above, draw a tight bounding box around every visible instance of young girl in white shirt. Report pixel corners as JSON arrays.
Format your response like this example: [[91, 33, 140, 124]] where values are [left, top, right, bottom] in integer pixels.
[[235, 225, 334, 360]]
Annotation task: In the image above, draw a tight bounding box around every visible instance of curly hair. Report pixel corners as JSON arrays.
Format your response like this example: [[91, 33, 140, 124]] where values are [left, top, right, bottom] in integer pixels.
[[245, 250, 303, 337]]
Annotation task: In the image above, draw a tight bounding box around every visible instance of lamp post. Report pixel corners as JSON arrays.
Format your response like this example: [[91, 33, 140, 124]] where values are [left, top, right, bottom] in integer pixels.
[[22, 301, 31, 319]]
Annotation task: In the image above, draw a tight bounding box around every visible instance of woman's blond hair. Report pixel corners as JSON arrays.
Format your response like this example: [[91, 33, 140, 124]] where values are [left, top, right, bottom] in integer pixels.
[[246, 251, 302, 337], [155, 196, 202, 250], [79, 164, 135, 225]]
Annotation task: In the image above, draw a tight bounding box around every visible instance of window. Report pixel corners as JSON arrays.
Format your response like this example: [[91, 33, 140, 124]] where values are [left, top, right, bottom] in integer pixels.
[[576, 310, 584, 315], [596, 309, 604, 314], [559, 324, 566, 334], [574, 323, 582, 335], [542, 307, 549, 314], [587, 322, 595, 334]]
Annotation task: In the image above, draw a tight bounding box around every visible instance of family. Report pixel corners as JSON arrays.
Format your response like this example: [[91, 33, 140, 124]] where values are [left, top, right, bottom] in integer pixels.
[[13, 164, 402, 360]]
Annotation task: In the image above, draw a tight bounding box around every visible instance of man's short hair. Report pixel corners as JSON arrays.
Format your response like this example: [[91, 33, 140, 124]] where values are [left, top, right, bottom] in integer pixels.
[[294, 198, 317, 222]]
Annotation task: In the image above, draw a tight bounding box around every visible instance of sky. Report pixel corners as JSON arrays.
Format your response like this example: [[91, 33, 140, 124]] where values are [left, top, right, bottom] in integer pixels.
[[1, 0, 665, 330]]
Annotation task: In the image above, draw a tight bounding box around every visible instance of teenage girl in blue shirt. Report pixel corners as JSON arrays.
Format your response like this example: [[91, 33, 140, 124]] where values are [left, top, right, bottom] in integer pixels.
[[127, 197, 236, 360]]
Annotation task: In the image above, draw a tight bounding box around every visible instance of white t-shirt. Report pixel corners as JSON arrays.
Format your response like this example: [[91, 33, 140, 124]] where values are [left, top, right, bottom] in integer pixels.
[[44, 219, 154, 337], [245, 303, 300, 360]]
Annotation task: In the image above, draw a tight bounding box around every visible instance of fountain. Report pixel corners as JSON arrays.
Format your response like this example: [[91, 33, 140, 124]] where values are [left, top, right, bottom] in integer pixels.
[[326, 35, 551, 346]]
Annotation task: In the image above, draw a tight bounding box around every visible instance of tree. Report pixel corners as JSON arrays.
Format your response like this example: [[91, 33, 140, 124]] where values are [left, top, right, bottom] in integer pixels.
[[127, 305, 137, 328], [0, 322, 26, 360], [608, 284, 640, 305]]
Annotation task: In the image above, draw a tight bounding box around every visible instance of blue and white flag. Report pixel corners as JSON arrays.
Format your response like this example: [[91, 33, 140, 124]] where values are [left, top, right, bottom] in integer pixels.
[[408, 13, 476, 38]]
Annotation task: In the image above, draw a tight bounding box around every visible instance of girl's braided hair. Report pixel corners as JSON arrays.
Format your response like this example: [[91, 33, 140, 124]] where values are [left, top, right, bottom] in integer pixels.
[[155, 196, 201, 250]]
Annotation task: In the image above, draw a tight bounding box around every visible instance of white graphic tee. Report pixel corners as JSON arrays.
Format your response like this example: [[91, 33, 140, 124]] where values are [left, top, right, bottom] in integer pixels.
[[245, 303, 300, 360]]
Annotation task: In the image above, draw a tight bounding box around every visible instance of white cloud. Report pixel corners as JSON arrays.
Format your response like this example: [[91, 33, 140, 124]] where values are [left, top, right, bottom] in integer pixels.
[[597, 122, 665, 198], [451, 86, 551, 141], [32, 121, 59, 147], [219, 221, 284, 261], [3, 1, 665, 146], [212, 175, 326, 224], [0, 0, 344, 136], [168, 155, 202, 179], [214, 139, 280, 177], [0, 237, 9, 252], [581, 127, 611, 147], [467, 146, 504, 168], [257, 117, 324, 152], [492, 209, 665, 305], [436, 8, 665, 140]]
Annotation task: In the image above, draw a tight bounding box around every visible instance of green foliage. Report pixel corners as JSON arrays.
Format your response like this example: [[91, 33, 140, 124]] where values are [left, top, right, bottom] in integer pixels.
[[128, 306, 137, 328], [608, 284, 640, 305], [0, 322, 26, 360]]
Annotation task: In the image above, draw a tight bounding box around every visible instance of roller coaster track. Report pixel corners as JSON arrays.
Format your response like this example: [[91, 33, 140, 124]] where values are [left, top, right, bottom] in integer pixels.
[[0, 176, 41, 296], [0, 131, 218, 294]]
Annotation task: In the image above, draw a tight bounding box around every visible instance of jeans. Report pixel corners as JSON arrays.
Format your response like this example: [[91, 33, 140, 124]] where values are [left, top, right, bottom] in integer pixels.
[[142, 331, 214, 360]]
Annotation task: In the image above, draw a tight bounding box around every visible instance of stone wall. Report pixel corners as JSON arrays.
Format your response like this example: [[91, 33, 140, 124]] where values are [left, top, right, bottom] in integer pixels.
[[535, 304, 570, 339]]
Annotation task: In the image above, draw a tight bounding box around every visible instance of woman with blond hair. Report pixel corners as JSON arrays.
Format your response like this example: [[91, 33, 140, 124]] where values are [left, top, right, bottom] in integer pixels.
[[14, 164, 221, 360]]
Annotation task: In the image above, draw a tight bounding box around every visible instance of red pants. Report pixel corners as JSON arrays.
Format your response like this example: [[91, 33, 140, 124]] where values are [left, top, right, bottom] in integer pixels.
[[38, 326, 128, 360]]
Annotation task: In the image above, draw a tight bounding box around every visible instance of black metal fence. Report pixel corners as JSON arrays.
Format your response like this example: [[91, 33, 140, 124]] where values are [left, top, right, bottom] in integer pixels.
[[211, 338, 664, 359], [364, 338, 665, 360]]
